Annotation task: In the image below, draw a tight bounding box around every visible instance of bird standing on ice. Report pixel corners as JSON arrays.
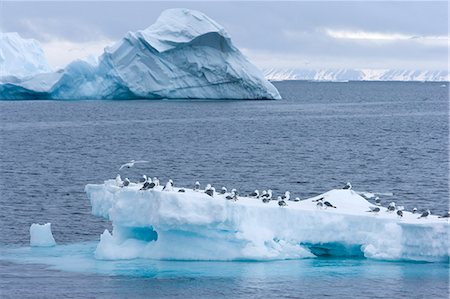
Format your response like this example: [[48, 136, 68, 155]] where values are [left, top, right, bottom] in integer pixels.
[[367, 206, 380, 213], [194, 181, 200, 191], [163, 179, 174, 191], [249, 190, 259, 198], [343, 182, 352, 190], [115, 174, 123, 187], [281, 191, 290, 201], [418, 209, 430, 219], [119, 160, 149, 170]]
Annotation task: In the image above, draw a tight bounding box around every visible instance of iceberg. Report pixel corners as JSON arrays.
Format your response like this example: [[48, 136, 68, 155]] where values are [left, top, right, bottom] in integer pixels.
[[29, 223, 56, 247], [0, 32, 52, 79], [85, 179, 449, 262], [0, 9, 280, 100]]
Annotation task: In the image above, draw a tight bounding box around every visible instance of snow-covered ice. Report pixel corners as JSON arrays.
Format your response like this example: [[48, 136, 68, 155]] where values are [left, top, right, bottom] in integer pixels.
[[85, 180, 449, 262], [30, 223, 56, 247], [0, 32, 52, 79], [0, 8, 280, 100]]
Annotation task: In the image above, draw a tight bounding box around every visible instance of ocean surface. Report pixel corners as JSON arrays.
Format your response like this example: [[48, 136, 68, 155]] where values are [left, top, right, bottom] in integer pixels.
[[0, 81, 448, 298]]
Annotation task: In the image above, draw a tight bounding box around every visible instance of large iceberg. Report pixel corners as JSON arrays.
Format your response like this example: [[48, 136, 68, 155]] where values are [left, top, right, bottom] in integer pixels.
[[0, 9, 280, 100], [85, 179, 449, 262], [0, 32, 52, 79]]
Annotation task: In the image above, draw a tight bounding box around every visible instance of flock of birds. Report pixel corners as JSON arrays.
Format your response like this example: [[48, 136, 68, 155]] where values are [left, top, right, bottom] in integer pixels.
[[117, 160, 450, 219]]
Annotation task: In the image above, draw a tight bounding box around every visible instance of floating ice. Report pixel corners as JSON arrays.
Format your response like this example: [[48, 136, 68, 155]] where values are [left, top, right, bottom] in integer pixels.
[[85, 180, 449, 262], [30, 223, 56, 247], [0, 9, 280, 100]]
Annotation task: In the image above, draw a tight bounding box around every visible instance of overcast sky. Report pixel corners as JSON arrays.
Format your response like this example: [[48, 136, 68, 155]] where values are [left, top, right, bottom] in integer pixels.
[[1, 1, 448, 70]]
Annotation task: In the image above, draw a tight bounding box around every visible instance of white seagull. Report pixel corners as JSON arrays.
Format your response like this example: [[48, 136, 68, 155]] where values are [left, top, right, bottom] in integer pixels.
[[119, 160, 149, 170]]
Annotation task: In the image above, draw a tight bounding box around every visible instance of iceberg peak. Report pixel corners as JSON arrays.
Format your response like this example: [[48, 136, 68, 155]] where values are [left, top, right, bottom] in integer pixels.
[[138, 8, 229, 53]]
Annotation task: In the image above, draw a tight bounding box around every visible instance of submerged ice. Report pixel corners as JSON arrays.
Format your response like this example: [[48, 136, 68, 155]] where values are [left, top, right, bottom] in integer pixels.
[[0, 9, 280, 100], [85, 180, 449, 262]]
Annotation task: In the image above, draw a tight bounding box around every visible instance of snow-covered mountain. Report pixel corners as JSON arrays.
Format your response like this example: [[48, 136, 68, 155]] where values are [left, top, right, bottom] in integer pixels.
[[0, 9, 280, 100], [263, 68, 449, 82], [0, 32, 52, 78]]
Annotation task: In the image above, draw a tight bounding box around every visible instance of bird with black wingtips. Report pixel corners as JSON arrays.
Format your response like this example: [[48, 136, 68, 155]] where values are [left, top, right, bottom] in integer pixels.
[[194, 181, 200, 191], [312, 196, 324, 202], [367, 206, 380, 213], [397, 210, 403, 218], [375, 197, 381, 206], [123, 178, 130, 187], [438, 212, 450, 218], [412, 208, 418, 214], [281, 191, 290, 201], [260, 190, 267, 198], [293, 197, 300, 202], [342, 182, 352, 190], [140, 181, 151, 190], [178, 189, 186, 193], [261, 189, 272, 201], [278, 196, 287, 207], [249, 190, 259, 198], [162, 179, 174, 191], [220, 187, 227, 194], [138, 175, 147, 183], [115, 174, 123, 187], [226, 189, 237, 200], [418, 209, 430, 219], [387, 202, 396, 212], [205, 186, 215, 197], [324, 201, 336, 208], [119, 160, 149, 170], [316, 201, 323, 208]]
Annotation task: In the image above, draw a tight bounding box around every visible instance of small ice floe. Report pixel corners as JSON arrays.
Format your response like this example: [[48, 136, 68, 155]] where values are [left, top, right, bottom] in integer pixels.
[[30, 223, 56, 247]]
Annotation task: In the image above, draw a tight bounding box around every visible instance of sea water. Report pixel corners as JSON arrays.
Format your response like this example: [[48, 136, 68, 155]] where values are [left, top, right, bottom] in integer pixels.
[[0, 81, 448, 298]]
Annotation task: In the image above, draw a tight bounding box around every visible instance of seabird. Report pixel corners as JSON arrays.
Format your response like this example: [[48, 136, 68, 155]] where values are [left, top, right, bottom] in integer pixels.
[[205, 187, 215, 197], [375, 197, 381, 206], [249, 190, 259, 198], [278, 196, 287, 207], [115, 174, 123, 187], [226, 189, 237, 200], [281, 191, 290, 201], [153, 177, 160, 186], [418, 209, 430, 219], [312, 196, 324, 202], [138, 175, 147, 183], [293, 197, 300, 202], [412, 208, 418, 214], [367, 206, 380, 213], [316, 201, 324, 208], [438, 212, 450, 218], [123, 178, 130, 187], [260, 190, 267, 197], [178, 189, 186, 193], [194, 181, 200, 191], [221, 187, 227, 194], [387, 202, 396, 212], [324, 201, 336, 208], [343, 182, 352, 190], [261, 190, 272, 200], [397, 210, 403, 217], [162, 179, 174, 191], [119, 160, 149, 170], [140, 181, 151, 190]]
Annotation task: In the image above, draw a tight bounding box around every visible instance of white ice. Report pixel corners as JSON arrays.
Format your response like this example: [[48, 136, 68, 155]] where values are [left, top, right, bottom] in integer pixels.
[[30, 223, 56, 247], [0, 32, 52, 79], [0, 9, 280, 100], [85, 180, 449, 262]]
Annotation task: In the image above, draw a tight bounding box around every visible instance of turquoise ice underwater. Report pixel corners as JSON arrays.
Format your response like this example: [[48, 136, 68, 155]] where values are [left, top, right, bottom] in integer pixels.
[[0, 81, 449, 298]]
